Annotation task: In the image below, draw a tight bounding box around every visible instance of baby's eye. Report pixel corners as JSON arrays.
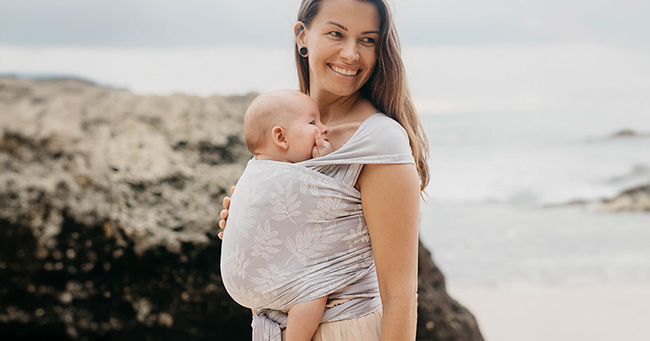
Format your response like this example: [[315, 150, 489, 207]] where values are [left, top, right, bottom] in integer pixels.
[[309, 120, 315, 125]]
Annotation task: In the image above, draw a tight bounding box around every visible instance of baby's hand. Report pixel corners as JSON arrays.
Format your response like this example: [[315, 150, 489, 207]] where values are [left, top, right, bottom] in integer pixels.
[[312, 130, 332, 158]]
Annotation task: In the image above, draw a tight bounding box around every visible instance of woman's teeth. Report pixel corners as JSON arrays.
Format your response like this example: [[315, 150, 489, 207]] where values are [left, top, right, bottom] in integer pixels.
[[330, 65, 359, 76]]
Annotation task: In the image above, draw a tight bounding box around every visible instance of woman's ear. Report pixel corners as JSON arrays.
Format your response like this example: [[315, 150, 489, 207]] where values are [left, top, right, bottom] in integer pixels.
[[294, 22, 307, 51], [271, 126, 289, 150]]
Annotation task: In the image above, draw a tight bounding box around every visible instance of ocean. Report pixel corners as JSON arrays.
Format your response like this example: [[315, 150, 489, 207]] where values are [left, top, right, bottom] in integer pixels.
[[418, 110, 650, 289]]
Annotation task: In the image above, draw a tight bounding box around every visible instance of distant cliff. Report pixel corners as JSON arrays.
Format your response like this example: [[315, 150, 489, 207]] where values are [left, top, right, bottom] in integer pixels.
[[0, 77, 483, 340]]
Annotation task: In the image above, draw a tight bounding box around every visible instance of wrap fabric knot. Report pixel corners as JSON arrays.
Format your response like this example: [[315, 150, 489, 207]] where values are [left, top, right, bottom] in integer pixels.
[[220, 113, 414, 340], [252, 311, 283, 341], [251, 295, 382, 341]]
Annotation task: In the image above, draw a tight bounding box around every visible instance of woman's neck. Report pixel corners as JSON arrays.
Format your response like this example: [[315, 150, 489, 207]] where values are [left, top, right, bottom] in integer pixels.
[[311, 90, 364, 125]]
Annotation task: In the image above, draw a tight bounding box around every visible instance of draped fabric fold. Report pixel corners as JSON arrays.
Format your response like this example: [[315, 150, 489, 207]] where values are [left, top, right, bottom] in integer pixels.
[[220, 113, 414, 340]]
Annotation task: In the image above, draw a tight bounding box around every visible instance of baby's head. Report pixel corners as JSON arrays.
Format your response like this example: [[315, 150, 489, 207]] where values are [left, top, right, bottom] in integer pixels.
[[244, 90, 329, 163]]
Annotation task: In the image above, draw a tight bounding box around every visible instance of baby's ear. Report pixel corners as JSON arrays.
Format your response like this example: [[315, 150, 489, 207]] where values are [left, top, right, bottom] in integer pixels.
[[271, 126, 289, 150]]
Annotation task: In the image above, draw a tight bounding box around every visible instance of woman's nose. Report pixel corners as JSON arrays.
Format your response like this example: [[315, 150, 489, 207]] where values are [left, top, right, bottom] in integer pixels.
[[340, 41, 359, 63]]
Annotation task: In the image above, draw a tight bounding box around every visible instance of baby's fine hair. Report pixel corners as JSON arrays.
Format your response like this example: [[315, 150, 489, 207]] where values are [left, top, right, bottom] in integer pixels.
[[244, 90, 303, 154]]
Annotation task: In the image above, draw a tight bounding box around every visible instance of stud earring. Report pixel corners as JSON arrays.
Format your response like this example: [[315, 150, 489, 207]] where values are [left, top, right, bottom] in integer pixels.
[[299, 46, 308, 57]]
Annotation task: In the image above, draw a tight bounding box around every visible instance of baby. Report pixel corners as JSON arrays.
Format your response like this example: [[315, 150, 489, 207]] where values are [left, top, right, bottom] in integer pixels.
[[244, 89, 332, 163], [240, 89, 332, 340]]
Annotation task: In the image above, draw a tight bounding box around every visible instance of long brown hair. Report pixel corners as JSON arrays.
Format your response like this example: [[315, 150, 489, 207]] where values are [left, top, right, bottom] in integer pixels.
[[295, 0, 430, 191]]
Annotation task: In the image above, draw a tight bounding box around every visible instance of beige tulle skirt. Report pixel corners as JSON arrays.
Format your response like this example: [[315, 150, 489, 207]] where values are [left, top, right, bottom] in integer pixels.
[[281, 308, 382, 341]]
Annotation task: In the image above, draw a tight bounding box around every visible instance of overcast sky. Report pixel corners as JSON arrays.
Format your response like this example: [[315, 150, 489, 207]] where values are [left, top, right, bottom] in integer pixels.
[[1, 0, 648, 48], [1, 0, 649, 118]]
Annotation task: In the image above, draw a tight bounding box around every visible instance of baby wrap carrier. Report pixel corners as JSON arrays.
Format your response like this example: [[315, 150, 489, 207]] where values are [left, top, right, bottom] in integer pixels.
[[220, 113, 415, 340]]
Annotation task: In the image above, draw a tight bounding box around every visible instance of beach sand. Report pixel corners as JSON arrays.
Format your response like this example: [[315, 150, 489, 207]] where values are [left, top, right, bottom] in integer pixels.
[[448, 286, 650, 341]]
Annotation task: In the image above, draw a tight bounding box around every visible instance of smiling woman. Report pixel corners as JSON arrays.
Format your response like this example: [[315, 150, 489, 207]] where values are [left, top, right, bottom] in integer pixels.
[[294, 0, 429, 181], [219, 0, 431, 340], [295, 2, 380, 98]]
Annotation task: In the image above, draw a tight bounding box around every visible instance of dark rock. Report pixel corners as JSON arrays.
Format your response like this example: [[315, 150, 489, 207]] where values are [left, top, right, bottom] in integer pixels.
[[0, 77, 482, 340], [609, 129, 650, 139], [599, 183, 650, 212], [613, 129, 637, 137], [418, 240, 483, 340]]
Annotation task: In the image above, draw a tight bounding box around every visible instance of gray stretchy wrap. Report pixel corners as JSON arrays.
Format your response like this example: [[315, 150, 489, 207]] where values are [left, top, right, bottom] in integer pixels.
[[220, 113, 415, 340]]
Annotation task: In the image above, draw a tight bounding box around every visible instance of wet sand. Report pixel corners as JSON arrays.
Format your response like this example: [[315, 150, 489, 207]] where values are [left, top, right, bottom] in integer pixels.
[[448, 286, 650, 341]]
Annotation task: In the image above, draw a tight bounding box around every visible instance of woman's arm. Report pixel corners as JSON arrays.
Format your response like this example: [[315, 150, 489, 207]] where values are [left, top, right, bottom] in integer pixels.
[[357, 163, 420, 340]]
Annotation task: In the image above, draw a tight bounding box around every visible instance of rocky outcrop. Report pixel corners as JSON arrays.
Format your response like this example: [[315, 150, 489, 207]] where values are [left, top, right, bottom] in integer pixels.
[[417, 241, 483, 340], [609, 129, 650, 138], [599, 184, 650, 212], [0, 77, 482, 340]]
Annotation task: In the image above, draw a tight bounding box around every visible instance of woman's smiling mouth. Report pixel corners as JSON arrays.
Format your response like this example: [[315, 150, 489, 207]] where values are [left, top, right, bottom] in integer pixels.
[[329, 64, 359, 77]]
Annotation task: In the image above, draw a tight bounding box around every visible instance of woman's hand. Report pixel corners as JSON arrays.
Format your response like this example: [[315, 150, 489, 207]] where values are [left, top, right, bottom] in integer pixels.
[[218, 186, 235, 239]]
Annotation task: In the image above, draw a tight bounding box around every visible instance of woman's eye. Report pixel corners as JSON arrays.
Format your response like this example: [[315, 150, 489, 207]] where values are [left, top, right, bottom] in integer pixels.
[[328, 31, 343, 38], [361, 37, 377, 45]]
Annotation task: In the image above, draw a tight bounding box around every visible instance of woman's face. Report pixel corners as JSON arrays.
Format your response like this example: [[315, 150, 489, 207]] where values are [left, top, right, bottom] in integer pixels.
[[302, 0, 380, 98]]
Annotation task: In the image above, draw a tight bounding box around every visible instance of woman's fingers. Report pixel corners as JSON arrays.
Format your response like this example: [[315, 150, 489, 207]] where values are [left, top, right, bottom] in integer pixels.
[[218, 217, 226, 239], [218, 186, 235, 240], [219, 207, 228, 233]]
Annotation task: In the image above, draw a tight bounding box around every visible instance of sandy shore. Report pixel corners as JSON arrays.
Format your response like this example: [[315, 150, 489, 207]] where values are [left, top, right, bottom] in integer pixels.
[[448, 285, 650, 341]]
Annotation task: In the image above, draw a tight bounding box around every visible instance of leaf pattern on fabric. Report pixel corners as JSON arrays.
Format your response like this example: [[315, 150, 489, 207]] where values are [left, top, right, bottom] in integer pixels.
[[251, 219, 282, 260], [270, 181, 302, 224], [285, 226, 346, 265], [229, 284, 261, 308], [251, 264, 289, 296], [236, 188, 265, 239], [307, 195, 348, 221], [342, 218, 370, 248], [226, 248, 251, 279], [297, 170, 320, 196]]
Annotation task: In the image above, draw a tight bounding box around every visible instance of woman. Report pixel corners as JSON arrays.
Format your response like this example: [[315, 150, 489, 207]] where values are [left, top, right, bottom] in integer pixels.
[[220, 0, 429, 339]]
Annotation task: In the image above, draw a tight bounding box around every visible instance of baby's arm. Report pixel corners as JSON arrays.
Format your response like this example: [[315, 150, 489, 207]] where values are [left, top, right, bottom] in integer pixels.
[[285, 296, 328, 341]]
